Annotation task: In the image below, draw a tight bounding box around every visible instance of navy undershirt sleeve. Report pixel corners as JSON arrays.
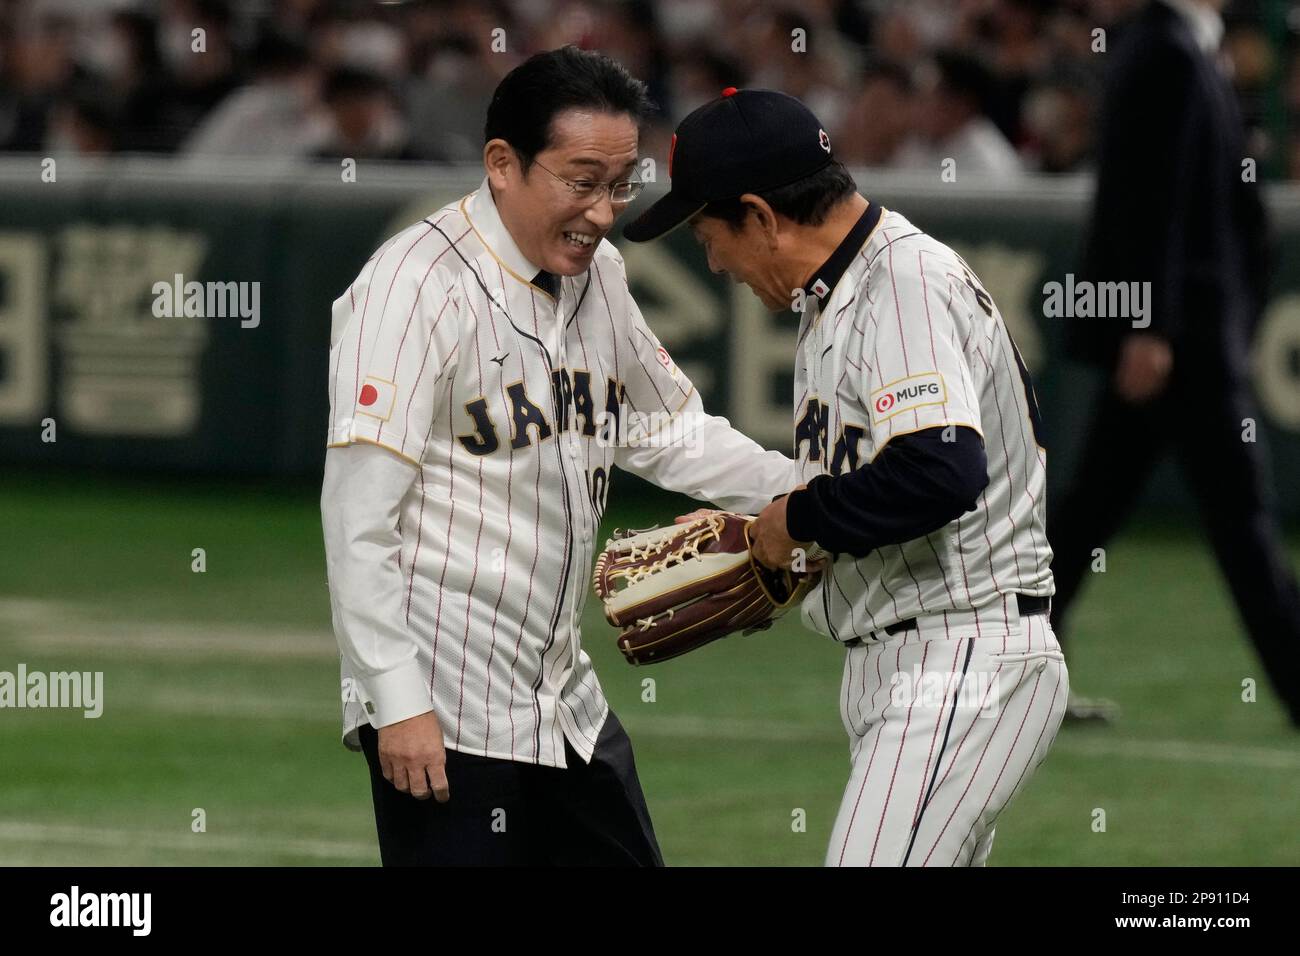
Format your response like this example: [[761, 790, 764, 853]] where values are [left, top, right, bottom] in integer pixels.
[[784, 426, 989, 558]]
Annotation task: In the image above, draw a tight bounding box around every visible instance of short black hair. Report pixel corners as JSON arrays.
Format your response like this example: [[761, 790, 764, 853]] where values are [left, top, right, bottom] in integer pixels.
[[699, 160, 857, 230], [484, 45, 654, 170]]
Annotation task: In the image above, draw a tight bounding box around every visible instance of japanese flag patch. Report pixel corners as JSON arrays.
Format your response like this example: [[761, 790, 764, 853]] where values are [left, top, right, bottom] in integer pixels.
[[356, 376, 397, 421]]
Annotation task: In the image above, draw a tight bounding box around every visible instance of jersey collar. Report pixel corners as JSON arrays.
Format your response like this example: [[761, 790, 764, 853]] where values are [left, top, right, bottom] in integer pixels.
[[802, 200, 883, 304], [462, 177, 555, 298]]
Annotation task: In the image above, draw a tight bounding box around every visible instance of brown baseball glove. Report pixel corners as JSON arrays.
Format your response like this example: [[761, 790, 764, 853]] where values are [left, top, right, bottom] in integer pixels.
[[591, 511, 818, 665]]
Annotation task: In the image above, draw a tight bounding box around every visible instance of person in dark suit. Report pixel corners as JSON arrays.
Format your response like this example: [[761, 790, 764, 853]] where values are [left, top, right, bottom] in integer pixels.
[[1049, 0, 1300, 727]]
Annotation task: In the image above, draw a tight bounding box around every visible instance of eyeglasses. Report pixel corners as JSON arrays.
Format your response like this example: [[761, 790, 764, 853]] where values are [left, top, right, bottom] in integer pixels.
[[532, 159, 644, 205]]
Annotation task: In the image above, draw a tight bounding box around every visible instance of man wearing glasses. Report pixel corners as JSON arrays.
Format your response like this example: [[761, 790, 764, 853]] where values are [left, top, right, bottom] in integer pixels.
[[321, 46, 801, 865]]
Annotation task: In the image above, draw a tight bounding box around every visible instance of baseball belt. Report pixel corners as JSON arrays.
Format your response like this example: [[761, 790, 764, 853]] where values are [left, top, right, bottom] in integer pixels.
[[841, 593, 1051, 648]]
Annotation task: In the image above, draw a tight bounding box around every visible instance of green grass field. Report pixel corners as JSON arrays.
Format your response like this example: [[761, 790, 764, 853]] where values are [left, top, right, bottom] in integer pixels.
[[2, 471, 1297, 866]]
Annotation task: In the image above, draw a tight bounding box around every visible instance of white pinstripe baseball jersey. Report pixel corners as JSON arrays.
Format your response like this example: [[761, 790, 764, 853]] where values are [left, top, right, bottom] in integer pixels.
[[793, 203, 1054, 641], [323, 180, 800, 768]]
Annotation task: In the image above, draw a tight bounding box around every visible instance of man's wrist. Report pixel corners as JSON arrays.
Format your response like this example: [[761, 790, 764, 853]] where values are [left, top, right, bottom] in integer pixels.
[[784, 479, 823, 544]]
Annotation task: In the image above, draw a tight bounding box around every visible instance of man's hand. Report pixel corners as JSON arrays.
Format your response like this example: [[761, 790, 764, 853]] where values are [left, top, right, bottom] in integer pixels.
[[674, 507, 719, 524], [377, 710, 449, 802], [1114, 334, 1173, 404], [750, 490, 816, 570]]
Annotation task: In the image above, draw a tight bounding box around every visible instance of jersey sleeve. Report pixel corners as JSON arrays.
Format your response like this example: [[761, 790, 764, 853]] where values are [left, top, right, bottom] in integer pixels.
[[599, 253, 799, 511], [321, 443, 432, 729], [859, 245, 984, 454], [601, 256, 696, 417], [327, 227, 461, 466]]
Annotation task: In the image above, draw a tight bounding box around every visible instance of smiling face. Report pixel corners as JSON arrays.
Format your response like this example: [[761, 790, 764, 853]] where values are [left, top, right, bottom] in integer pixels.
[[689, 207, 792, 311], [486, 109, 639, 276]]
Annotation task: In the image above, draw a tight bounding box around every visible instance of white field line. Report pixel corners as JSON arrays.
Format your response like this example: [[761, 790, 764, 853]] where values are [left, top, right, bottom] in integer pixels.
[[141, 691, 336, 721], [0, 598, 333, 659], [1052, 735, 1300, 771], [0, 820, 376, 862], [131, 698, 1300, 771], [629, 715, 1300, 771], [4, 600, 1296, 772]]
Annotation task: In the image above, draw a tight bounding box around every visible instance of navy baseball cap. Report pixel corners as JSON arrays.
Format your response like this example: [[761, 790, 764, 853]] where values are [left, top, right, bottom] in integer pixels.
[[623, 87, 835, 242]]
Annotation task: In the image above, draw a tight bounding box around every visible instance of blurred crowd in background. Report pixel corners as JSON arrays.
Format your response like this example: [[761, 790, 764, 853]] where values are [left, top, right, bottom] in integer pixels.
[[1, 0, 1298, 178]]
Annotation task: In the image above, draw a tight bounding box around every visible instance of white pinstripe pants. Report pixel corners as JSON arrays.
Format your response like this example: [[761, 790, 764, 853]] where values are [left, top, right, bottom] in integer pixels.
[[826, 610, 1068, 867]]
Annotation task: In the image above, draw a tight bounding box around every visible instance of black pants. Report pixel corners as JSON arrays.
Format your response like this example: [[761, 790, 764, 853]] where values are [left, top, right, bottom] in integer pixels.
[[1048, 351, 1300, 723], [358, 709, 664, 866]]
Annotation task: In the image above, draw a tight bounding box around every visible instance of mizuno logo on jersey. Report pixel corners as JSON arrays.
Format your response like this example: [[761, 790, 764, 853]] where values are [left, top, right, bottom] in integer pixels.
[[869, 373, 947, 423]]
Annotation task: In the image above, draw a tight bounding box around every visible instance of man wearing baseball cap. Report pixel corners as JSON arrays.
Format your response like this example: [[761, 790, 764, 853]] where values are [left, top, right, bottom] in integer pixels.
[[627, 88, 1068, 866]]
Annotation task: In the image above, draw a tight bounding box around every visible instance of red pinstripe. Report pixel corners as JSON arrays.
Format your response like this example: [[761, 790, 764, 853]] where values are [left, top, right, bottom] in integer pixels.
[[885, 240, 917, 435], [385, 225, 467, 371], [504, 418, 545, 760], [867, 644, 917, 865], [919, 660, 1019, 865], [386, 293, 453, 452], [523, 282, 575, 760], [873, 548, 902, 623], [451, 286, 490, 749], [951, 664, 1045, 865], [1002, 628, 1064, 801], [328, 280, 357, 425], [330, 231, 403, 419], [403, 386, 446, 627], [476, 274, 510, 754], [527, 301, 599, 757], [829, 383, 872, 642], [425, 388, 460, 693], [842, 641, 855, 731], [994, 329, 1050, 588], [909, 639, 964, 830], [972, 344, 1028, 591], [356, 224, 437, 418], [602, 268, 671, 411], [333, 252, 383, 432], [916, 250, 951, 421], [567, 281, 612, 727], [894, 543, 926, 615], [633, 325, 689, 401], [850, 561, 883, 635], [837, 688, 888, 863]]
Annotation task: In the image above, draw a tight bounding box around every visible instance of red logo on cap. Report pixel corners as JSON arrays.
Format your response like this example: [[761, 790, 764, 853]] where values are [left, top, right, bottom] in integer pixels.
[[668, 133, 677, 177], [721, 86, 738, 97]]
